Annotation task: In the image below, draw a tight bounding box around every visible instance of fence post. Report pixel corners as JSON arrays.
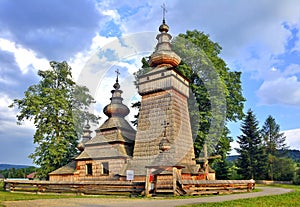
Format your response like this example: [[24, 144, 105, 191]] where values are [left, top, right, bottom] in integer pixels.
[[172, 167, 177, 196], [145, 168, 151, 197]]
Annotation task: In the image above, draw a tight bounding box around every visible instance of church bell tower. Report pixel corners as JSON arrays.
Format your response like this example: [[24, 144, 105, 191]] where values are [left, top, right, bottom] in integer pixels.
[[130, 17, 199, 175]]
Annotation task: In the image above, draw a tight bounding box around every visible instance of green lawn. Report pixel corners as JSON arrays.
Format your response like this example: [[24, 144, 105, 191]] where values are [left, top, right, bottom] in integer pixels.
[[179, 184, 300, 207]]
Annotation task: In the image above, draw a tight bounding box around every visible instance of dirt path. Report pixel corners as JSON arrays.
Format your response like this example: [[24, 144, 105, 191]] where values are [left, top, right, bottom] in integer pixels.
[[3, 187, 293, 207]]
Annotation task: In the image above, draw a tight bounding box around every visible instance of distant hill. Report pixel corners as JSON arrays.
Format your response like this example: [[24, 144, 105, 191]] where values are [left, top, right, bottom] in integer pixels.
[[227, 155, 238, 162], [0, 164, 33, 170], [227, 149, 300, 162], [283, 149, 300, 161]]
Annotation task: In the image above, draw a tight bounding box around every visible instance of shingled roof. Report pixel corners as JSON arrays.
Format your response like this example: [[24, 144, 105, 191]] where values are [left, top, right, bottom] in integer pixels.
[[74, 75, 135, 161], [48, 160, 76, 175]]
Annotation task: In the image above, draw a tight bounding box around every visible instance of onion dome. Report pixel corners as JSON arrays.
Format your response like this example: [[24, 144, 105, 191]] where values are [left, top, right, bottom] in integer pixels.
[[103, 74, 130, 118], [149, 19, 181, 68], [77, 120, 92, 151], [159, 20, 169, 33], [77, 142, 85, 152]]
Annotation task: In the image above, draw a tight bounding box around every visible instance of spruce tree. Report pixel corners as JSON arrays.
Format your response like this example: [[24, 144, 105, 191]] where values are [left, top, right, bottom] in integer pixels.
[[236, 109, 267, 180], [261, 115, 289, 180]]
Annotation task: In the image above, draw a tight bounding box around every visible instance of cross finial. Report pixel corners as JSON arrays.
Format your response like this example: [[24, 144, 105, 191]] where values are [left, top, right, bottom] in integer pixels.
[[115, 69, 120, 83], [161, 3, 167, 23], [161, 120, 169, 137]]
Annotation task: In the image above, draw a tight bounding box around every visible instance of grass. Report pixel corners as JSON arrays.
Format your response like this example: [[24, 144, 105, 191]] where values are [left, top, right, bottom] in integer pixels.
[[179, 184, 300, 207]]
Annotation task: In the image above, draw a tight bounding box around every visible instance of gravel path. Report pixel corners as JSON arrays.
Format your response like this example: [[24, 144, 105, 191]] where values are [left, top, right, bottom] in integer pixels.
[[3, 187, 293, 207]]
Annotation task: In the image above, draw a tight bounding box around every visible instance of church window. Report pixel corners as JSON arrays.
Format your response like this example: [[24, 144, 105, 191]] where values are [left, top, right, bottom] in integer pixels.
[[101, 162, 109, 175], [147, 76, 150, 80], [86, 163, 93, 175], [161, 72, 165, 76]]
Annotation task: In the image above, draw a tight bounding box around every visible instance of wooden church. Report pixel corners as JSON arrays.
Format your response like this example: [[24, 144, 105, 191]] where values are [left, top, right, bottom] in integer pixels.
[[3, 11, 255, 196], [49, 18, 211, 186]]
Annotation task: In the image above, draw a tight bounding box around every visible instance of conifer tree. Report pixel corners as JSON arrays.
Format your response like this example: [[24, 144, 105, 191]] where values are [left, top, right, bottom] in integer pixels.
[[236, 109, 267, 179], [261, 115, 288, 180]]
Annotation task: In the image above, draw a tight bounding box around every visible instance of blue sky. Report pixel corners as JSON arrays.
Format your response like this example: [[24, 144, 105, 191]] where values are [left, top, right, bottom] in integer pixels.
[[1, 0, 300, 165]]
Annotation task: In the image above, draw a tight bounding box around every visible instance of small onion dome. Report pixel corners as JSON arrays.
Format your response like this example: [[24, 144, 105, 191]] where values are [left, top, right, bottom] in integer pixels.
[[84, 122, 91, 130], [150, 52, 181, 68], [159, 137, 171, 152], [103, 103, 130, 118], [159, 21, 169, 33], [149, 20, 181, 68], [113, 82, 120, 90], [77, 142, 85, 151], [103, 78, 130, 118]]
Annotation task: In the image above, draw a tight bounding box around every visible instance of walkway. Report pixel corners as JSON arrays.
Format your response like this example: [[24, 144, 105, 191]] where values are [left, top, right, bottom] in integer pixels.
[[3, 187, 293, 207]]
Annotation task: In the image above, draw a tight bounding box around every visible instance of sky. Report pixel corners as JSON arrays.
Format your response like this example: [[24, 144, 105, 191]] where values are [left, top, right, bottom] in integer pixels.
[[1, 0, 300, 165]]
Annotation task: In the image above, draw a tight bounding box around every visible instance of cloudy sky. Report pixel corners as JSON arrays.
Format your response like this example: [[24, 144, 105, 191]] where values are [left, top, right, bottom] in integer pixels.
[[1, 0, 300, 165]]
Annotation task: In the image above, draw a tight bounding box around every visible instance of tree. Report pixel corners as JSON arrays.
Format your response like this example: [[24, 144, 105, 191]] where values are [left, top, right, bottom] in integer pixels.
[[133, 30, 245, 163], [261, 115, 289, 180], [10, 61, 98, 179], [272, 157, 295, 181], [261, 115, 288, 155], [236, 109, 267, 180]]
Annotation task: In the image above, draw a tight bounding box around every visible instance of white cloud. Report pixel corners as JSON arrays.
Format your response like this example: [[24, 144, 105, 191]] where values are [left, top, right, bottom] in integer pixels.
[[230, 140, 239, 155], [257, 76, 300, 106], [69, 34, 117, 81], [0, 38, 49, 74], [0, 93, 35, 132], [101, 9, 120, 23], [283, 128, 300, 150]]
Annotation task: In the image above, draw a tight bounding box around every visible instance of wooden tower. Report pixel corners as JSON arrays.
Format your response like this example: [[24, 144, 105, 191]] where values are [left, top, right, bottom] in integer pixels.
[[127, 19, 199, 176]]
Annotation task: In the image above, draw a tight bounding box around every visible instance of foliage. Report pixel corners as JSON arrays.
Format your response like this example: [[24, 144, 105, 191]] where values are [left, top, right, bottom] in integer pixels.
[[261, 115, 289, 180], [272, 157, 295, 181], [261, 115, 288, 155], [235, 109, 268, 180], [9, 61, 98, 179], [212, 159, 231, 180], [293, 162, 300, 184], [173, 30, 245, 159], [0, 167, 37, 179]]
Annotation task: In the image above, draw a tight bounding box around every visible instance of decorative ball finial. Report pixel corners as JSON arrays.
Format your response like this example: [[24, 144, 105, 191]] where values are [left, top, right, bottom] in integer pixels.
[[113, 69, 120, 90]]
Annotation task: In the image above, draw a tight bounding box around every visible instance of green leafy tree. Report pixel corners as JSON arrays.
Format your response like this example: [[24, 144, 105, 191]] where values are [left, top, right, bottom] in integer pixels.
[[10, 61, 98, 179], [133, 30, 245, 165], [236, 109, 267, 180], [261, 115, 288, 180], [272, 157, 295, 181], [294, 162, 300, 184]]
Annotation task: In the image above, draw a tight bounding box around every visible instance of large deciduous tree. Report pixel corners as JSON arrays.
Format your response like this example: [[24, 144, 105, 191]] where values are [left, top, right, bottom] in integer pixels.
[[236, 109, 267, 180], [10, 61, 97, 179], [133, 30, 245, 171]]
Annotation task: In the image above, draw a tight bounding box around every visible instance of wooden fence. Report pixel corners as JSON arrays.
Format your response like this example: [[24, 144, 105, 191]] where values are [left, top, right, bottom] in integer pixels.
[[4, 168, 255, 196], [4, 180, 145, 196], [172, 167, 255, 196]]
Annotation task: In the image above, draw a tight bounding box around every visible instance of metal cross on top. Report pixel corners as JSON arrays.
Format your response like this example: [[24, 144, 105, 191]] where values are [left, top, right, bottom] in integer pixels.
[[115, 69, 120, 82], [161, 3, 167, 22], [196, 143, 221, 180]]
